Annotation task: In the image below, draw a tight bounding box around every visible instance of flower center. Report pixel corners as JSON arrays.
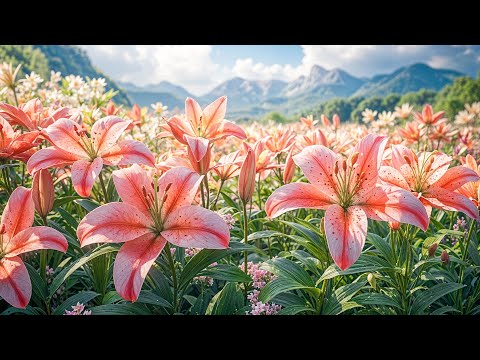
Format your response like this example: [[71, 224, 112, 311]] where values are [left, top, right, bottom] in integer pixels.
[[73, 124, 97, 160], [403, 149, 437, 193], [333, 151, 365, 209], [141, 178, 173, 235]]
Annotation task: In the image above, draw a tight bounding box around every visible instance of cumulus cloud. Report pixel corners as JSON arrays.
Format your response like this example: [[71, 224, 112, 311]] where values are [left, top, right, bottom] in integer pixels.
[[81, 45, 480, 95]]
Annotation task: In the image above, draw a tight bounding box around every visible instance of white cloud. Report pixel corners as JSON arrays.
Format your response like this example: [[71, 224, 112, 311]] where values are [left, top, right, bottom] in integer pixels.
[[81, 45, 480, 96]]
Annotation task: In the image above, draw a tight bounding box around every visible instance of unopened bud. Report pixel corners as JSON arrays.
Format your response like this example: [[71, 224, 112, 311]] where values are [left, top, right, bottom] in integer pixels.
[[441, 250, 450, 265], [428, 243, 438, 257], [32, 169, 55, 218], [389, 221, 400, 231], [367, 273, 376, 289]]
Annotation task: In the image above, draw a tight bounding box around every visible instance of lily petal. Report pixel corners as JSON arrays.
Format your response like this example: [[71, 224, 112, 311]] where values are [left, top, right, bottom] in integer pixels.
[[27, 147, 80, 174], [44, 118, 88, 157], [0, 256, 31, 309], [185, 97, 203, 130], [357, 186, 429, 231], [113, 234, 166, 302], [292, 145, 339, 200], [423, 188, 479, 220], [265, 182, 333, 218], [166, 116, 195, 144], [5, 226, 68, 257], [202, 96, 227, 131], [101, 140, 155, 167], [0, 186, 34, 239], [91, 116, 130, 154], [208, 119, 247, 141], [432, 166, 480, 191], [184, 134, 209, 162], [162, 205, 230, 249], [77, 202, 153, 247], [325, 204, 367, 271], [71, 158, 103, 197], [112, 164, 152, 218], [378, 166, 410, 190], [158, 167, 203, 219]]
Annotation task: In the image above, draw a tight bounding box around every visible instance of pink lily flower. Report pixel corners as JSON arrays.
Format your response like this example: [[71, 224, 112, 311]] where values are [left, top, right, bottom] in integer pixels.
[[165, 96, 247, 164], [456, 154, 480, 207], [0, 187, 67, 308], [0, 115, 39, 163], [77, 165, 230, 302], [26, 116, 155, 197], [379, 145, 480, 219], [265, 134, 429, 270]]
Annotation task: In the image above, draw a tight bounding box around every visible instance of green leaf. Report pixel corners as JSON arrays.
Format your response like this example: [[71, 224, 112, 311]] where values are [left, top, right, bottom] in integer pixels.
[[74, 199, 100, 212], [25, 263, 48, 302], [323, 281, 367, 315], [410, 282, 465, 315], [261, 257, 314, 287], [49, 244, 119, 298], [320, 255, 392, 281], [258, 277, 317, 303], [147, 264, 173, 304], [289, 250, 321, 275], [200, 264, 252, 283], [277, 305, 315, 315], [366, 233, 394, 264], [205, 282, 244, 315], [178, 241, 255, 290], [53, 195, 83, 209], [57, 207, 79, 229], [431, 306, 462, 315], [353, 292, 402, 309], [247, 230, 283, 241], [136, 290, 172, 308], [53, 291, 99, 315], [1, 306, 41, 315], [90, 303, 152, 315], [102, 291, 123, 304]]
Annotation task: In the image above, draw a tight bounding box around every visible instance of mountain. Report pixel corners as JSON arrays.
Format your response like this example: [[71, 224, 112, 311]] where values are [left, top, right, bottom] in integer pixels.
[[354, 63, 463, 98], [282, 65, 364, 98], [201, 77, 287, 109], [118, 81, 193, 110], [31, 45, 131, 105]]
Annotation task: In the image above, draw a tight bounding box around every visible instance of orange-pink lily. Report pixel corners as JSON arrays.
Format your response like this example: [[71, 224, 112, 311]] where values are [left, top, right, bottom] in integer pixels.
[[266, 134, 429, 270], [0, 115, 39, 162], [0, 187, 67, 308], [27, 116, 155, 197], [379, 145, 480, 219], [77, 165, 230, 302]]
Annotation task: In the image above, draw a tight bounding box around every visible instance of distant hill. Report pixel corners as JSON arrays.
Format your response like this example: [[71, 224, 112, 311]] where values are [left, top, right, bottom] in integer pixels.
[[0, 45, 131, 105]]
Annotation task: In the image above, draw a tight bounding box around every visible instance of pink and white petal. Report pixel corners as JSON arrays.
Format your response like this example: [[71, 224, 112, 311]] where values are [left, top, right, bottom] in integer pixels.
[[357, 186, 429, 231], [0, 257, 31, 309], [324, 205, 367, 271], [71, 158, 103, 197], [0, 115, 16, 143], [101, 140, 155, 167], [353, 134, 387, 197], [184, 134, 209, 162], [391, 145, 414, 170], [91, 116, 130, 154], [26, 147, 79, 174], [422, 152, 452, 185], [465, 154, 478, 172], [162, 205, 230, 249], [1, 186, 34, 239], [166, 116, 195, 144], [292, 145, 339, 200], [0, 103, 33, 130], [113, 234, 166, 302], [157, 166, 203, 219], [77, 202, 153, 247], [208, 120, 247, 141], [378, 166, 410, 190], [44, 118, 88, 157], [423, 187, 479, 220], [8, 131, 39, 155], [112, 164, 152, 217], [432, 166, 480, 191], [5, 226, 68, 257], [265, 182, 333, 218], [185, 97, 203, 130], [202, 96, 227, 130]]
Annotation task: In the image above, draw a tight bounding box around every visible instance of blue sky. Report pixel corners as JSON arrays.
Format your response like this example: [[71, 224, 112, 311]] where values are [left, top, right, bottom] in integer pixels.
[[80, 45, 480, 96]]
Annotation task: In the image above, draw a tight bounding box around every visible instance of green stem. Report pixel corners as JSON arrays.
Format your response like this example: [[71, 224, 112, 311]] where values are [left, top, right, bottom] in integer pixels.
[[211, 179, 225, 209], [457, 218, 476, 312], [203, 174, 210, 209], [256, 173, 262, 209], [98, 172, 109, 203], [165, 242, 178, 311], [2, 166, 12, 194], [200, 181, 206, 208], [40, 216, 49, 281]]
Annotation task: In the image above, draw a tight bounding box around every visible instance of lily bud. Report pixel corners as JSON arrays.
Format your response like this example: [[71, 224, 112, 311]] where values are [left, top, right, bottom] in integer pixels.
[[332, 114, 340, 129], [238, 143, 256, 205], [283, 147, 296, 184], [367, 273, 376, 289], [32, 169, 55, 218], [321, 114, 330, 127], [319, 217, 325, 234], [428, 243, 438, 257], [441, 250, 450, 265], [187, 142, 211, 175], [389, 221, 400, 231]]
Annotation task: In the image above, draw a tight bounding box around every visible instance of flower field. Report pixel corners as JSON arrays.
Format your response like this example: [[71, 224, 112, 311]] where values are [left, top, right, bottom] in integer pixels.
[[1, 64, 480, 315]]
